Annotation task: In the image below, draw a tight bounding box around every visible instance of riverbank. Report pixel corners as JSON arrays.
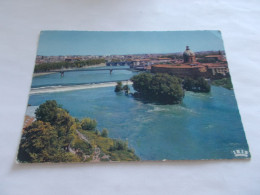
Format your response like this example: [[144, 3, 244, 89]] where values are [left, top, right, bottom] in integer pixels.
[[33, 63, 106, 77], [30, 81, 133, 94], [33, 72, 56, 77], [211, 77, 233, 90]]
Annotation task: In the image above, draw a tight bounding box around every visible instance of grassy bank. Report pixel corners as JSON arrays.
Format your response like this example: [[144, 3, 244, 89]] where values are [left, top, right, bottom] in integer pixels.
[[212, 77, 233, 90]]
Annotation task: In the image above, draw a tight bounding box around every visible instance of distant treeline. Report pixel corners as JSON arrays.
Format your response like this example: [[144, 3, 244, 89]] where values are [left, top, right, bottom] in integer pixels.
[[34, 59, 106, 73]]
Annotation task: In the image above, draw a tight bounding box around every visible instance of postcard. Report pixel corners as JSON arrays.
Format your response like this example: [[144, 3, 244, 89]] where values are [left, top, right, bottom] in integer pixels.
[[17, 31, 250, 163]]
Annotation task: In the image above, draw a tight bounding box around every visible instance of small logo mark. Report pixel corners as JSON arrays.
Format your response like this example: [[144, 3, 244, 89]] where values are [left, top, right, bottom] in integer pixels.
[[233, 149, 249, 157]]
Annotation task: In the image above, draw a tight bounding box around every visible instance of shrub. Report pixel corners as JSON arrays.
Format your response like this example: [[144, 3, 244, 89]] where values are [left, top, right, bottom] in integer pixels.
[[114, 81, 123, 92], [81, 118, 97, 131], [101, 128, 109, 137]]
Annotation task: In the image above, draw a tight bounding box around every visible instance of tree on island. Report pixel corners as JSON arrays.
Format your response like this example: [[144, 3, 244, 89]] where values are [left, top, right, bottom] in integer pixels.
[[131, 73, 184, 104], [123, 84, 130, 95], [183, 77, 210, 92], [114, 81, 123, 92]]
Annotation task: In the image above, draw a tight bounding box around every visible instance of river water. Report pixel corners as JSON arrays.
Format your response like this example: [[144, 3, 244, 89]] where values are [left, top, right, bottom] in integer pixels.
[[28, 67, 250, 160]]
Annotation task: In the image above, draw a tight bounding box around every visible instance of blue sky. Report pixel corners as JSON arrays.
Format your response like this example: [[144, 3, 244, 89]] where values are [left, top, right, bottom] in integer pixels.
[[37, 31, 225, 56]]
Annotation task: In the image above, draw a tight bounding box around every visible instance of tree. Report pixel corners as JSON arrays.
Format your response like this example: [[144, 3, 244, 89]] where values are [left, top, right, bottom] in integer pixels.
[[35, 100, 75, 149], [18, 100, 140, 163], [17, 121, 79, 163], [122, 85, 130, 95], [34, 59, 106, 73], [131, 73, 153, 95], [149, 74, 184, 104], [123, 85, 129, 91], [55, 108, 76, 149], [81, 118, 97, 131], [109, 140, 128, 151], [131, 73, 184, 104], [95, 129, 101, 136], [114, 81, 123, 92], [35, 100, 59, 125], [101, 128, 109, 137], [183, 77, 195, 91], [183, 77, 210, 92], [196, 77, 210, 92]]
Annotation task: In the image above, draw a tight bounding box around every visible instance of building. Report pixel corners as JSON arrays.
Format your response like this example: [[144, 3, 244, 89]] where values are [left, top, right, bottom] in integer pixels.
[[151, 46, 229, 78], [183, 46, 196, 63]]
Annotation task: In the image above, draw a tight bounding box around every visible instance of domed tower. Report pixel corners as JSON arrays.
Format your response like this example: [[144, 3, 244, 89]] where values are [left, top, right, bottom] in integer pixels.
[[183, 46, 196, 63]]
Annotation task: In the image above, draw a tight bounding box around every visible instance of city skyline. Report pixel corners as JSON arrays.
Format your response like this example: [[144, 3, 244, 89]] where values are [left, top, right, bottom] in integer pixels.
[[37, 31, 225, 56]]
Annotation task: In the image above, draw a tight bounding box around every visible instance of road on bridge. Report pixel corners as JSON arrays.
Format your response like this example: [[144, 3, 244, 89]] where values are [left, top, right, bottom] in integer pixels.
[[52, 68, 131, 73]]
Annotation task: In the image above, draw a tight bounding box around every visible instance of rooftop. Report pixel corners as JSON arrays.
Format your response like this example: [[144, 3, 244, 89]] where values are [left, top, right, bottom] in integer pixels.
[[152, 62, 228, 69], [152, 64, 204, 69]]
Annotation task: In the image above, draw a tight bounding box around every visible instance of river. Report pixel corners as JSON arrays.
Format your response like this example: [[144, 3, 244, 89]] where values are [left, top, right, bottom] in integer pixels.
[[28, 67, 250, 160]]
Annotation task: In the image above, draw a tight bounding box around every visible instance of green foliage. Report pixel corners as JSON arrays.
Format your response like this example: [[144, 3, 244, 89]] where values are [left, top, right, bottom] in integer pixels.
[[78, 129, 114, 153], [95, 129, 101, 136], [131, 73, 153, 95], [17, 121, 80, 163], [35, 100, 59, 125], [114, 81, 123, 92], [78, 130, 139, 161], [197, 58, 217, 63], [81, 118, 97, 131], [109, 140, 139, 161], [123, 85, 129, 91], [18, 100, 139, 163], [109, 149, 139, 161], [183, 77, 210, 92], [109, 140, 128, 151], [35, 100, 76, 148], [101, 128, 109, 137], [122, 85, 130, 95], [34, 59, 106, 73], [211, 77, 233, 90], [71, 137, 93, 155], [131, 73, 184, 104]]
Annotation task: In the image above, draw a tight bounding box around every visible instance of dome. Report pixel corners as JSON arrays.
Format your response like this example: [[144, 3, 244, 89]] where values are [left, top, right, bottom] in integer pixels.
[[183, 46, 196, 63], [183, 46, 195, 56]]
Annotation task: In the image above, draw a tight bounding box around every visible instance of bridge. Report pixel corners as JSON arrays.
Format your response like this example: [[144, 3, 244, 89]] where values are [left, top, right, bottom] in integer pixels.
[[52, 68, 132, 77]]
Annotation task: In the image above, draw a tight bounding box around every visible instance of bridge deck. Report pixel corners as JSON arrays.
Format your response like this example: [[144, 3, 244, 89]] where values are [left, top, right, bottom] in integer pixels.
[[52, 68, 131, 73]]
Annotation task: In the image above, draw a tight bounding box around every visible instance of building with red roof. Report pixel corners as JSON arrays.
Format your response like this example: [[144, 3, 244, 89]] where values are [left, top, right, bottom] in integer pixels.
[[151, 46, 229, 78]]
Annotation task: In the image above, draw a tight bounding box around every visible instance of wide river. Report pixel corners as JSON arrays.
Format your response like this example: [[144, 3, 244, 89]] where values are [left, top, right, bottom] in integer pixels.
[[28, 67, 250, 160]]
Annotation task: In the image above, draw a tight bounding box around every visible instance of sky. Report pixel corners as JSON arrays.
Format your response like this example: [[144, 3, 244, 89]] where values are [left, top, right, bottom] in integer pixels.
[[37, 31, 225, 56]]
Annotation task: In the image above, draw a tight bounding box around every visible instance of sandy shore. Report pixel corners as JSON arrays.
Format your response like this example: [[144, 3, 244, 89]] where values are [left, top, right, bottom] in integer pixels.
[[33, 63, 106, 77], [30, 81, 133, 94], [33, 72, 56, 77]]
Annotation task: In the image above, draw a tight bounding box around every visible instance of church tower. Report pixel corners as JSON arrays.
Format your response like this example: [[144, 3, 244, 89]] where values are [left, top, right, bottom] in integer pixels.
[[183, 46, 196, 63]]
